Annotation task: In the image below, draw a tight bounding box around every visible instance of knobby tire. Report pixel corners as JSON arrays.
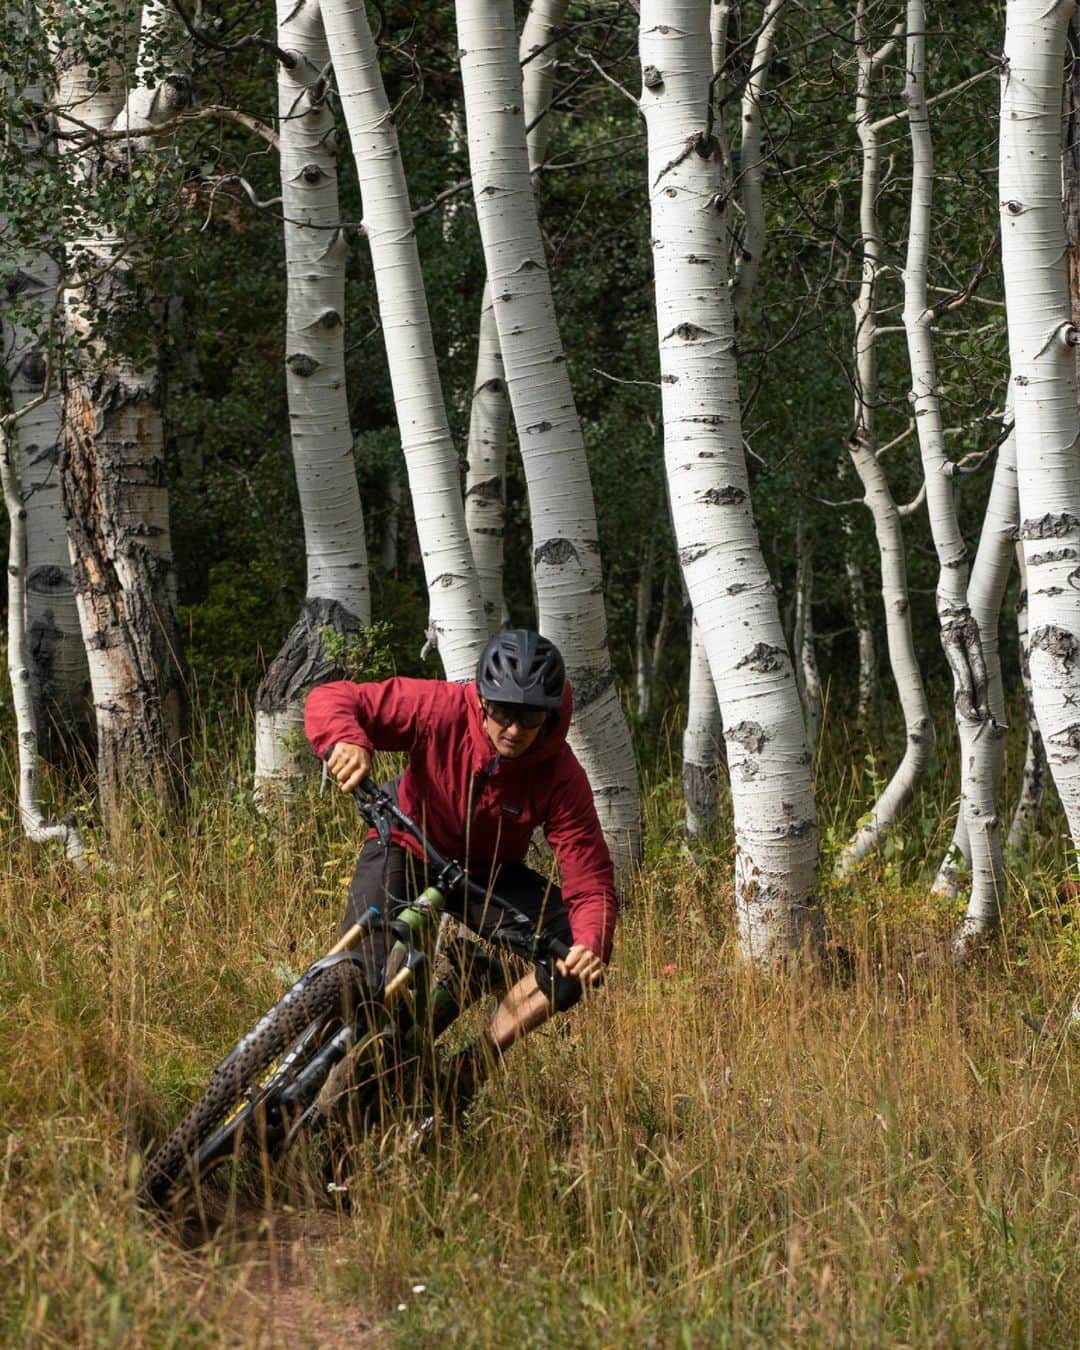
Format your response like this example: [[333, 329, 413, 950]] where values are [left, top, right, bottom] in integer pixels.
[[142, 960, 367, 1206]]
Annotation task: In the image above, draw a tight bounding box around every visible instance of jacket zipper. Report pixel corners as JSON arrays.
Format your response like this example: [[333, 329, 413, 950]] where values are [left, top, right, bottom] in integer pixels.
[[470, 754, 500, 821]]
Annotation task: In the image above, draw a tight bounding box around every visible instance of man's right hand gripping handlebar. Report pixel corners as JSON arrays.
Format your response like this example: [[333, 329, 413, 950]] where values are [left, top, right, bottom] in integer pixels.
[[326, 741, 370, 794]]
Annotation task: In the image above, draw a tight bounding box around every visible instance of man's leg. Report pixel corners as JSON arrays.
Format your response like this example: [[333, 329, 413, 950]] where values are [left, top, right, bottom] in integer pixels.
[[487, 970, 555, 1050], [318, 838, 409, 1122], [442, 865, 581, 1111]]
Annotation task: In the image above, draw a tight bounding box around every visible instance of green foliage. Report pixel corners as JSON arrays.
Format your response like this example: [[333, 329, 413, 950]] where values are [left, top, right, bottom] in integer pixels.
[[319, 619, 396, 684], [179, 559, 297, 701]]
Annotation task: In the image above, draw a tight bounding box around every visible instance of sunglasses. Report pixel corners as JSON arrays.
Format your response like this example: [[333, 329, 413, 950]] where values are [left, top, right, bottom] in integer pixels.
[[483, 701, 549, 730]]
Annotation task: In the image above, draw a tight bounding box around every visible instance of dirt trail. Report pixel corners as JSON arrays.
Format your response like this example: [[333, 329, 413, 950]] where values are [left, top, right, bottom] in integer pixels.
[[169, 1198, 388, 1348]]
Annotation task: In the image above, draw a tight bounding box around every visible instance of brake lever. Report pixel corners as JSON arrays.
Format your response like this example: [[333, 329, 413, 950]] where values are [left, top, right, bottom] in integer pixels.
[[359, 794, 393, 849]]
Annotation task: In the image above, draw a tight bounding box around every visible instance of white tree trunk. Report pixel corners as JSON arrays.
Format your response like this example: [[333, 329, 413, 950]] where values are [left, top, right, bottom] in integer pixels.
[[322, 0, 487, 678], [683, 618, 722, 839], [464, 0, 569, 631], [381, 468, 401, 574], [794, 515, 822, 749], [254, 0, 372, 797], [1, 13, 89, 753], [641, 1, 820, 961], [730, 0, 784, 318], [900, 1, 1007, 949], [1, 391, 87, 863], [1000, 0, 1080, 860], [634, 536, 655, 721], [1008, 545, 1048, 849], [457, 0, 641, 868], [55, 0, 185, 820], [836, 7, 931, 877], [931, 416, 1019, 897], [711, 0, 737, 79], [464, 284, 510, 630], [6, 278, 88, 752], [119, 0, 188, 133], [682, 0, 782, 837], [847, 553, 878, 727]]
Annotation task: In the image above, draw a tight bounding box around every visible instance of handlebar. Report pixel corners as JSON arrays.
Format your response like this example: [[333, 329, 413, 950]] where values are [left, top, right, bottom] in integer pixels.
[[330, 757, 571, 964]]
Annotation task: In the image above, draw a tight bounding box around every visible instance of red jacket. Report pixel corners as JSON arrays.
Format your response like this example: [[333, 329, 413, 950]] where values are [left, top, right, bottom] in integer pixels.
[[304, 677, 617, 959]]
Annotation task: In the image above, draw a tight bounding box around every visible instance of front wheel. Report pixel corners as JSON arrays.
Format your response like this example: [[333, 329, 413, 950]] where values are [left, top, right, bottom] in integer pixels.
[[141, 958, 372, 1208]]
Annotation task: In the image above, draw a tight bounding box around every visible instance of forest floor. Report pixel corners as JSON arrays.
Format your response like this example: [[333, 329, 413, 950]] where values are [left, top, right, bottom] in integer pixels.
[[2, 735, 1079, 1346], [173, 1206, 383, 1348]]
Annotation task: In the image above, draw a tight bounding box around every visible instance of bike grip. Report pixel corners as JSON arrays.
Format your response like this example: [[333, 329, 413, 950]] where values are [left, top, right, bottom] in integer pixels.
[[547, 936, 572, 962]]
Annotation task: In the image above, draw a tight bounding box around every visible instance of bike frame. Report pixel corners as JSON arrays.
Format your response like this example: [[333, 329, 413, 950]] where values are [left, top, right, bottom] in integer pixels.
[[221, 776, 567, 1151], [143, 773, 571, 1204]]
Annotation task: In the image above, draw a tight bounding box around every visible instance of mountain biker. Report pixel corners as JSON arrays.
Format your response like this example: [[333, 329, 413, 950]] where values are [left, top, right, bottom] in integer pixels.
[[304, 628, 616, 1112]]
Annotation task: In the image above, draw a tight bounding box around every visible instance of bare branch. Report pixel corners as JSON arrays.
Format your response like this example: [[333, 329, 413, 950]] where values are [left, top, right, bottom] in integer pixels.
[[412, 175, 472, 222], [897, 482, 927, 517], [869, 22, 904, 73], [930, 237, 997, 318], [869, 64, 1001, 133], [54, 103, 279, 150], [943, 420, 1015, 477], [874, 419, 915, 460], [167, 0, 296, 69], [591, 366, 662, 389], [806, 491, 865, 510], [0, 355, 53, 436], [581, 48, 639, 108]]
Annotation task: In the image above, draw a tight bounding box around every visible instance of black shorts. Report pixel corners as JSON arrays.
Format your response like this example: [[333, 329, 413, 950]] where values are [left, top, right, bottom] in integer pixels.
[[341, 837, 582, 1011]]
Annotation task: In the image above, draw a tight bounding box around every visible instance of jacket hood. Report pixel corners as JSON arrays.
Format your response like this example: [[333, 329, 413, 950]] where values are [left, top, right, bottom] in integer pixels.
[[465, 679, 574, 770]]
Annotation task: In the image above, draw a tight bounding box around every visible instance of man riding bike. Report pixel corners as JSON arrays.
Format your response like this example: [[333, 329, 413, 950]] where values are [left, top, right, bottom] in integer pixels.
[[304, 628, 616, 1114]]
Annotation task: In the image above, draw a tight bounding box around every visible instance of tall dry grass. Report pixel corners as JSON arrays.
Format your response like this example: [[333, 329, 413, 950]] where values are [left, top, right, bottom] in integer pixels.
[[1, 725, 1077, 1346]]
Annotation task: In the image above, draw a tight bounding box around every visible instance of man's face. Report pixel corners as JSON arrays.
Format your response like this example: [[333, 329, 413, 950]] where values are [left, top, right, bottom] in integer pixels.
[[481, 700, 548, 758]]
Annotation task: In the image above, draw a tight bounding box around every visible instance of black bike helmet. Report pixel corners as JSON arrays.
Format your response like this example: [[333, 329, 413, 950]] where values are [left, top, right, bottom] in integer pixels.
[[476, 629, 565, 710]]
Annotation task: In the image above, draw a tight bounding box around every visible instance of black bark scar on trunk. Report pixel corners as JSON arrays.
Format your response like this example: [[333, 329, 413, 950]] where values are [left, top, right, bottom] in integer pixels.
[[256, 597, 365, 711], [726, 720, 769, 754], [568, 668, 614, 710], [941, 611, 992, 722], [1020, 512, 1080, 540], [1029, 624, 1079, 668], [533, 537, 578, 566], [466, 476, 502, 500], [737, 642, 786, 674]]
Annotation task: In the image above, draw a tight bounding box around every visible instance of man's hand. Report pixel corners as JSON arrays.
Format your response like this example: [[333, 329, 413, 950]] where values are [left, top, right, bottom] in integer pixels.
[[557, 943, 605, 987], [327, 741, 371, 794]]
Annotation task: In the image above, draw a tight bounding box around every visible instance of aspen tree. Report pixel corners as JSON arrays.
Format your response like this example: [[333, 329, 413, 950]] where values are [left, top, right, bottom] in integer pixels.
[[464, 0, 568, 631], [794, 516, 822, 748], [835, 6, 931, 877], [55, 0, 186, 819], [931, 414, 1018, 902], [641, 0, 820, 959], [1, 379, 86, 862], [457, 0, 641, 867], [322, 0, 487, 678], [254, 0, 371, 796], [1, 4, 88, 753], [1000, 0, 1080, 861], [683, 0, 784, 836], [899, 0, 1007, 948]]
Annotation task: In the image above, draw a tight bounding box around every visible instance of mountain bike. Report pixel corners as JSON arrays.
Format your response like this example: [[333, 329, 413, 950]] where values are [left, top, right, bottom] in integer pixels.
[[141, 774, 569, 1209]]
